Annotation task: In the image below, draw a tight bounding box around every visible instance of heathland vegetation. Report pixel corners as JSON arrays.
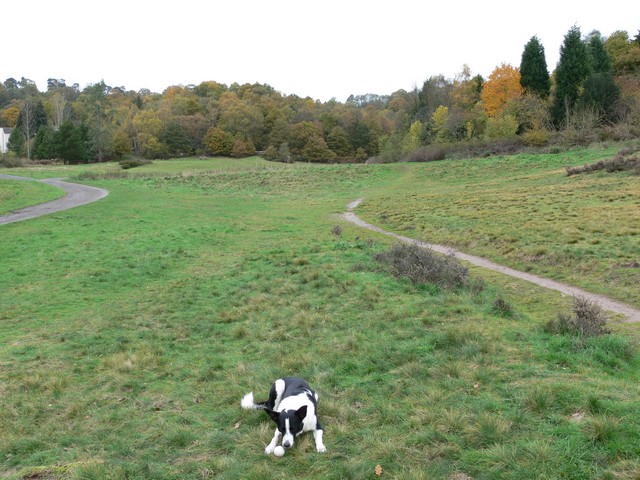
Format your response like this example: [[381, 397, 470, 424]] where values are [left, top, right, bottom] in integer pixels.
[[1, 26, 640, 167], [1, 142, 639, 478]]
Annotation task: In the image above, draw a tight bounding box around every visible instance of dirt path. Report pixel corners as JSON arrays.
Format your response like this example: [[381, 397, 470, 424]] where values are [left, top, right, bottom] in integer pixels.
[[0, 174, 109, 225], [342, 198, 640, 323]]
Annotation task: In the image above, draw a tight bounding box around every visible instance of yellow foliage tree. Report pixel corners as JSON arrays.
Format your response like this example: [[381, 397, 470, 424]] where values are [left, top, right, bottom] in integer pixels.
[[2, 105, 21, 127], [432, 105, 452, 142], [480, 63, 524, 117]]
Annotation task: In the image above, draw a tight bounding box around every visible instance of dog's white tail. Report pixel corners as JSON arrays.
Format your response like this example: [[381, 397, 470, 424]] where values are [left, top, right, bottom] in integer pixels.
[[241, 392, 258, 409]]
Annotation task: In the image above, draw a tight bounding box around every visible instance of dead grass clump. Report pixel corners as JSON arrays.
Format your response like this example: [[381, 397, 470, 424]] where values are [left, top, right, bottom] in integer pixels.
[[375, 242, 468, 289]]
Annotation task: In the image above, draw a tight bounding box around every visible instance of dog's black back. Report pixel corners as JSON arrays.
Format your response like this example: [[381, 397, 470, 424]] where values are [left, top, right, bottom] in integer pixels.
[[266, 377, 315, 411]]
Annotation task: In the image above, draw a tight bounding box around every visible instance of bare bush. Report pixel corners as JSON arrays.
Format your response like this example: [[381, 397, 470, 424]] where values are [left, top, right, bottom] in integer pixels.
[[407, 144, 451, 162], [119, 158, 152, 169], [0, 155, 26, 168], [545, 296, 610, 337], [375, 242, 469, 289]]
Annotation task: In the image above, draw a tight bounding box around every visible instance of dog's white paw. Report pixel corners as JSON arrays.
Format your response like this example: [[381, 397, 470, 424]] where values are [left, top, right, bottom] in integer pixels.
[[265, 445, 275, 455], [317, 445, 327, 453]]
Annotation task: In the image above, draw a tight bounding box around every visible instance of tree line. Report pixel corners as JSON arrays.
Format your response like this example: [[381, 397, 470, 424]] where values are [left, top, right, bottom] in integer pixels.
[[1, 26, 639, 165]]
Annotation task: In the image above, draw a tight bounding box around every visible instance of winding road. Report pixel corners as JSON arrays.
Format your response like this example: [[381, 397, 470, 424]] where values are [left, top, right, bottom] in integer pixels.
[[0, 174, 109, 225], [342, 198, 640, 323]]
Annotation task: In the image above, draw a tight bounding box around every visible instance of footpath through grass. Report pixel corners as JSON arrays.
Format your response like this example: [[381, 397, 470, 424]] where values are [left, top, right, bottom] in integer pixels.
[[358, 143, 640, 308], [1, 149, 639, 479]]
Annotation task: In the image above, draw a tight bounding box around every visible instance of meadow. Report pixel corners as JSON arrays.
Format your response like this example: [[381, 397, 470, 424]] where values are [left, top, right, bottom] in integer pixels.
[[0, 180, 65, 214], [1, 145, 639, 479]]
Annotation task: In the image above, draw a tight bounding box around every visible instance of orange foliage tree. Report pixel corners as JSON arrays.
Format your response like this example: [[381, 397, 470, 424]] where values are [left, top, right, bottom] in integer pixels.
[[480, 63, 524, 117]]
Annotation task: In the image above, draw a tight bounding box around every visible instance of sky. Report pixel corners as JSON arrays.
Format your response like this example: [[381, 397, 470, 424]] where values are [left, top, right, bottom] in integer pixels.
[[3, 1, 638, 102]]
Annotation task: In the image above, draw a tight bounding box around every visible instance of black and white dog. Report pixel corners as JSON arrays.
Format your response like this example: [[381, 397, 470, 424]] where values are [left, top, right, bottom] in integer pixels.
[[241, 377, 327, 454]]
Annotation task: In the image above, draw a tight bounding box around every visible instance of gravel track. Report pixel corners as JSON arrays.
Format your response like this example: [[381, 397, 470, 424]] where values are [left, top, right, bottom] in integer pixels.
[[0, 174, 109, 225], [341, 198, 640, 323]]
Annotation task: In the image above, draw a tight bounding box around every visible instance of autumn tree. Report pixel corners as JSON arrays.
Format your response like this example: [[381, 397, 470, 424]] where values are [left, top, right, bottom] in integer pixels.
[[289, 121, 323, 156], [480, 63, 524, 118], [217, 92, 264, 148], [204, 127, 234, 156], [605, 30, 640, 74], [326, 126, 353, 158], [132, 109, 166, 158], [451, 65, 483, 111], [112, 128, 132, 158], [301, 135, 336, 162], [432, 105, 452, 142], [2, 105, 20, 127], [402, 120, 422, 153], [231, 137, 255, 158], [520, 36, 550, 97], [552, 26, 590, 127]]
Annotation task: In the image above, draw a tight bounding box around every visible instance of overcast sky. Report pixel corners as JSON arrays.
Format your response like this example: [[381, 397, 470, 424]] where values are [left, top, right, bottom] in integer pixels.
[[4, 1, 637, 102]]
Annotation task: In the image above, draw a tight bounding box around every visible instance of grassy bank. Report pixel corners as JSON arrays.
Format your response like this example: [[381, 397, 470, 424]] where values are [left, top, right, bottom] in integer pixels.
[[357, 143, 640, 308], [0, 180, 65, 214], [1, 147, 639, 479]]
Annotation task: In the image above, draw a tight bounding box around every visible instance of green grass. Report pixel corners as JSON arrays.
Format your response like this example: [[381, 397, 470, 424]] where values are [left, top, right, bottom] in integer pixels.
[[357, 143, 640, 307], [0, 180, 65, 214], [1, 146, 639, 479], [2, 155, 277, 179]]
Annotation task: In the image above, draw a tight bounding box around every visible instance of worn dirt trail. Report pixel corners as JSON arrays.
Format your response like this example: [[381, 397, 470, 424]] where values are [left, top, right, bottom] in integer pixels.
[[341, 198, 640, 323], [0, 174, 109, 225]]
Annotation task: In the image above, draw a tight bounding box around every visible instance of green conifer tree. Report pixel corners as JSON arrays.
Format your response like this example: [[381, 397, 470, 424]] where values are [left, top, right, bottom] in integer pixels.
[[520, 36, 551, 97], [581, 31, 619, 121], [551, 26, 590, 127], [587, 31, 613, 73]]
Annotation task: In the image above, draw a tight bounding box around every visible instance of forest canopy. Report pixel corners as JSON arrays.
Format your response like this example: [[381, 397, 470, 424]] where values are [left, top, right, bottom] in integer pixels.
[[2, 26, 639, 164]]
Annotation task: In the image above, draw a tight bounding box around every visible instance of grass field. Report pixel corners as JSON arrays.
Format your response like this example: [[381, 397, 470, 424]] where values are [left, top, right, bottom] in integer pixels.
[[2, 156, 279, 180], [1, 148, 639, 479], [358, 144, 640, 308], [0, 180, 65, 214]]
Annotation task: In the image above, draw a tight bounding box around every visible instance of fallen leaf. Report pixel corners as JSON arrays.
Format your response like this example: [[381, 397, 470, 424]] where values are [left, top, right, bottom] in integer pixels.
[[570, 411, 585, 423], [375, 464, 383, 476]]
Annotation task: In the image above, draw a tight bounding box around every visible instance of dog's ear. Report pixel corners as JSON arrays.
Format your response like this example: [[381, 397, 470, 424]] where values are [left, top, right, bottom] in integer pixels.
[[295, 405, 308, 420], [265, 409, 279, 423]]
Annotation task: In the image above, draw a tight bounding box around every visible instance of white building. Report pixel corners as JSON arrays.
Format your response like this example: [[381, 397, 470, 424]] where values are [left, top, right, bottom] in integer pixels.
[[0, 127, 13, 153]]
